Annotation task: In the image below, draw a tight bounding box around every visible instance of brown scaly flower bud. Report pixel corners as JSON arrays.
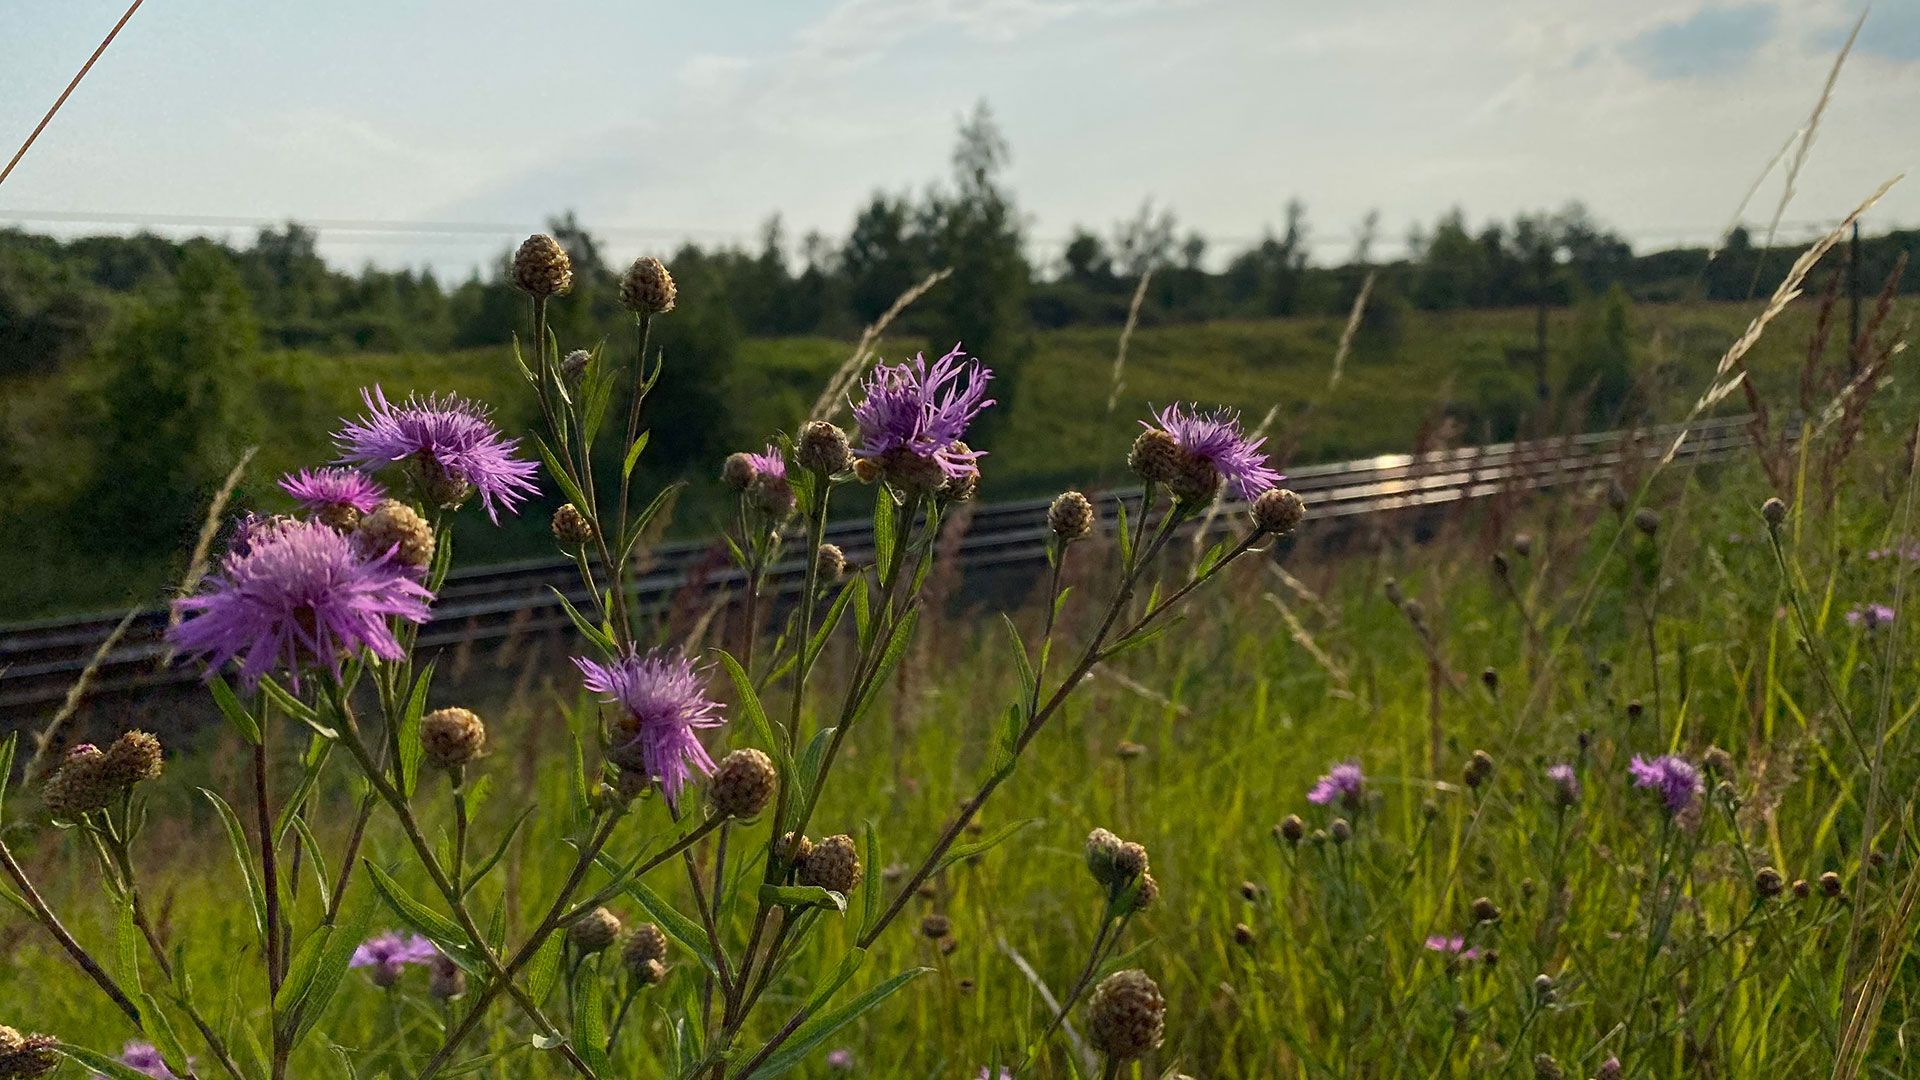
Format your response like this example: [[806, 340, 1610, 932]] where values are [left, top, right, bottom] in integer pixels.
[[1252, 488, 1307, 534], [1463, 750, 1495, 790], [357, 500, 435, 571], [1129, 873, 1159, 913], [1114, 740, 1145, 761], [1606, 479, 1629, 512], [1471, 896, 1501, 923], [0, 1027, 59, 1080], [1086, 969, 1165, 1061], [815, 543, 846, 581], [552, 503, 594, 545], [1762, 497, 1788, 528], [1792, 878, 1811, 899], [920, 913, 952, 940], [513, 234, 573, 298], [1595, 1056, 1622, 1080], [1233, 922, 1256, 948], [1492, 551, 1510, 577], [938, 444, 979, 502], [1049, 490, 1094, 541], [623, 922, 669, 974], [619, 256, 675, 315], [800, 833, 862, 894], [879, 447, 947, 494], [567, 907, 622, 953], [1512, 533, 1534, 557], [315, 502, 361, 532], [103, 730, 163, 787], [1533, 1053, 1565, 1080], [1754, 867, 1785, 899], [429, 954, 466, 1000], [1114, 842, 1149, 881], [561, 349, 591, 384], [1481, 668, 1499, 693], [1702, 746, 1733, 776], [1329, 818, 1352, 844], [1819, 871, 1843, 898], [709, 749, 776, 819], [1533, 973, 1555, 1003], [1634, 508, 1660, 536], [749, 473, 796, 518], [43, 745, 115, 819], [419, 459, 473, 511], [781, 832, 815, 868], [421, 708, 486, 770], [796, 420, 851, 475], [1167, 452, 1224, 505], [1239, 880, 1261, 902], [1277, 814, 1306, 845], [1129, 429, 1182, 485], [1086, 828, 1124, 886], [629, 957, 666, 987], [1626, 699, 1644, 721], [722, 453, 758, 492]]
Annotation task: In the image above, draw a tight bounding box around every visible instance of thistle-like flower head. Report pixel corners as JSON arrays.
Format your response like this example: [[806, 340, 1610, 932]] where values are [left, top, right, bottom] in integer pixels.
[[333, 387, 539, 522], [350, 931, 438, 986], [1307, 760, 1366, 809], [850, 344, 994, 479], [1629, 754, 1703, 814], [574, 648, 726, 807], [167, 518, 433, 688], [1147, 403, 1283, 501], [1424, 935, 1479, 961], [280, 467, 386, 517]]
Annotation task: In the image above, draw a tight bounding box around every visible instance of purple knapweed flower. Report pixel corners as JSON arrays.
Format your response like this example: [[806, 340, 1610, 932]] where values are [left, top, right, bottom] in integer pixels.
[[825, 1049, 854, 1070], [850, 344, 995, 478], [1147, 403, 1284, 500], [333, 386, 539, 522], [168, 518, 434, 688], [574, 648, 726, 807], [351, 931, 439, 987], [1307, 761, 1366, 809], [975, 1070, 1014, 1080], [1424, 935, 1478, 961], [280, 467, 386, 517], [1845, 603, 1896, 630], [1546, 762, 1582, 806], [745, 443, 786, 479], [1629, 754, 1703, 814], [94, 1041, 182, 1080]]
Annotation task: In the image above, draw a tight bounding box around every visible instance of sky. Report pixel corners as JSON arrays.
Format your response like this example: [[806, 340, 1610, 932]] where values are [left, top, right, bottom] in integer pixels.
[[0, 0, 1916, 278]]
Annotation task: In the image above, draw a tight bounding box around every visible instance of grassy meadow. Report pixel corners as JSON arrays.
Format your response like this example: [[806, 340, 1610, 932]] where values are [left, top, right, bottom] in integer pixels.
[[3, 317, 1919, 1079]]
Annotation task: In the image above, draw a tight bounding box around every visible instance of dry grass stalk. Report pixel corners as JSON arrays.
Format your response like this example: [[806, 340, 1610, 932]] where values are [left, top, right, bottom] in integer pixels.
[[1710, 128, 1801, 262], [1264, 592, 1352, 697], [1266, 560, 1336, 623], [1757, 11, 1864, 262], [29, 607, 140, 781], [1327, 269, 1376, 390], [1832, 856, 1920, 1080], [1105, 268, 1154, 414], [1662, 174, 1902, 468], [1088, 663, 1191, 717], [808, 267, 953, 423]]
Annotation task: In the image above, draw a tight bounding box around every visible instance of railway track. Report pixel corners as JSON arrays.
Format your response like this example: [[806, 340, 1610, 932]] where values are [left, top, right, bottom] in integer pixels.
[[0, 416, 1752, 715]]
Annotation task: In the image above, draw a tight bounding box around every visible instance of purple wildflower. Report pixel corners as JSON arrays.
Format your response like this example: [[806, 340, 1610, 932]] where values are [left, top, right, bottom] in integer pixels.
[[351, 931, 439, 987], [744, 443, 786, 480], [825, 1050, 854, 1070], [168, 518, 434, 688], [574, 648, 726, 807], [1423, 935, 1478, 961], [1845, 603, 1896, 630], [1307, 761, 1366, 809], [850, 344, 995, 478], [1629, 754, 1703, 814], [333, 386, 539, 522], [1147, 403, 1283, 500], [975, 1070, 1014, 1080], [228, 511, 296, 558], [280, 467, 385, 516], [94, 1042, 181, 1080], [1546, 763, 1582, 806]]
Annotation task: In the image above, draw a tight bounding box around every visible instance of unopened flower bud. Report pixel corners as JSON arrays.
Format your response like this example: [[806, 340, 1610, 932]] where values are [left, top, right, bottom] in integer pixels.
[[568, 907, 622, 953], [619, 256, 675, 315], [1791, 878, 1810, 899], [429, 954, 466, 1000], [421, 708, 486, 770], [623, 922, 669, 974], [722, 453, 758, 492], [560, 349, 591, 384], [1596, 1056, 1622, 1080], [1471, 896, 1501, 923], [1233, 922, 1256, 948], [1129, 429, 1181, 485], [709, 749, 776, 819], [1702, 746, 1732, 775], [1168, 452, 1224, 504], [1114, 740, 1145, 761], [1277, 815, 1305, 846], [1329, 818, 1352, 844], [1481, 668, 1498, 693], [0, 1027, 59, 1080], [357, 500, 436, 570], [1129, 872, 1159, 913], [1239, 880, 1260, 902], [792, 420, 850, 474], [814, 543, 846, 581], [1820, 871, 1843, 897], [1251, 488, 1306, 534], [42, 745, 114, 819], [1086, 969, 1165, 1061], [800, 833, 861, 894], [920, 913, 952, 940], [1114, 842, 1149, 881], [1761, 497, 1787, 528], [1634, 508, 1660, 536], [1049, 490, 1094, 541], [1533, 973, 1554, 1003], [103, 730, 164, 787], [513, 234, 572, 298], [1491, 551, 1510, 577], [1533, 1053, 1564, 1080], [552, 503, 594, 545], [1754, 866, 1784, 898], [1464, 750, 1495, 790], [1513, 533, 1533, 557]]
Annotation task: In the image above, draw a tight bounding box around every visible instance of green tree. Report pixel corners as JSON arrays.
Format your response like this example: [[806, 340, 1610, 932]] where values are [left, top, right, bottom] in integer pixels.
[[82, 244, 256, 554], [1564, 284, 1639, 426]]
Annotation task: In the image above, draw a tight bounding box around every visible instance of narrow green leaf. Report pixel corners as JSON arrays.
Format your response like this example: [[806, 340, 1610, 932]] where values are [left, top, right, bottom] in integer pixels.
[[273, 740, 335, 844], [138, 993, 193, 1080], [872, 494, 897, 582], [787, 727, 837, 830], [1001, 614, 1035, 698], [199, 788, 268, 944], [851, 611, 918, 724], [533, 434, 592, 513], [742, 967, 930, 1078], [290, 815, 331, 907], [114, 900, 141, 994], [1115, 498, 1134, 567], [399, 659, 436, 798], [56, 1044, 165, 1080], [933, 819, 1036, 875], [462, 806, 536, 898], [622, 430, 650, 480], [526, 932, 566, 1006], [290, 890, 376, 1048], [620, 482, 684, 565], [990, 703, 1023, 780], [551, 587, 616, 653], [275, 925, 332, 1016], [805, 577, 860, 666], [758, 884, 846, 912], [258, 676, 324, 730], [570, 967, 613, 1076], [720, 651, 792, 778], [364, 862, 478, 971], [859, 823, 881, 937], [0, 882, 34, 919], [208, 677, 263, 745]]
